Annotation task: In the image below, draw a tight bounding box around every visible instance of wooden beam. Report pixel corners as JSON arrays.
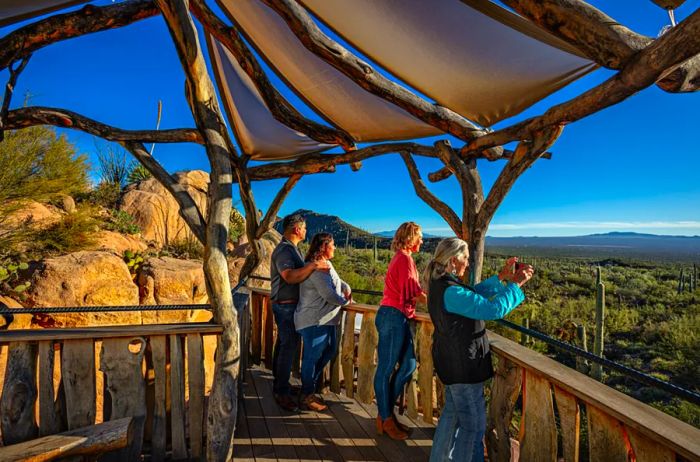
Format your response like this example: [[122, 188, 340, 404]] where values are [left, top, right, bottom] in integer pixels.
[[463, 8, 700, 155], [399, 151, 463, 237], [0, 324, 223, 343], [499, 0, 700, 93], [5, 106, 202, 144], [426, 149, 552, 183], [256, 174, 302, 239], [0, 1, 158, 72], [260, 0, 508, 154], [0, 417, 135, 462], [190, 0, 355, 150]]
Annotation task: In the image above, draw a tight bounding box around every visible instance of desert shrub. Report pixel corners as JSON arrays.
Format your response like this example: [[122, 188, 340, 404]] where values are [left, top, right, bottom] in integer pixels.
[[161, 236, 204, 260], [127, 163, 152, 185], [0, 126, 89, 253], [123, 250, 145, 280], [88, 181, 122, 209], [229, 207, 245, 243], [95, 142, 133, 188], [31, 205, 98, 254], [104, 209, 141, 235]]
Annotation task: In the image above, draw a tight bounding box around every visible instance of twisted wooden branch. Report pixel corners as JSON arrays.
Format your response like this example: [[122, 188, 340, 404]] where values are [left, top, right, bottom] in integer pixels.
[[463, 7, 700, 156], [0, 55, 32, 141], [399, 151, 462, 237], [427, 148, 552, 183], [190, 0, 355, 150], [256, 174, 303, 239], [4, 106, 203, 143], [499, 0, 700, 93], [123, 141, 207, 244], [0, 1, 158, 72], [260, 0, 508, 156]]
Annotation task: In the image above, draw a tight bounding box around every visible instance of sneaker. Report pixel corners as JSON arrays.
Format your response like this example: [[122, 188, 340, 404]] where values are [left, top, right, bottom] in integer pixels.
[[274, 393, 299, 412], [300, 393, 328, 412]]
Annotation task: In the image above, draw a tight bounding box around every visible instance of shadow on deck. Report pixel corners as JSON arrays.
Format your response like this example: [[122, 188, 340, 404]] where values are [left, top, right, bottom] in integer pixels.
[[235, 366, 435, 461]]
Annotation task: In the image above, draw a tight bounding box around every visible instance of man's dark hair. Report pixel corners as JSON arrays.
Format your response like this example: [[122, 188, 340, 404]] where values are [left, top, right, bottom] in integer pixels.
[[282, 213, 305, 232]]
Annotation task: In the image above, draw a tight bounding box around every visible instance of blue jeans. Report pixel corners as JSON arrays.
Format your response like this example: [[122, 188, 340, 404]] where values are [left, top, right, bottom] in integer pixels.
[[298, 325, 338, 395], [430, 382, 486, 462], [373, 306, 416, 420], [271, 303, 300, 395]]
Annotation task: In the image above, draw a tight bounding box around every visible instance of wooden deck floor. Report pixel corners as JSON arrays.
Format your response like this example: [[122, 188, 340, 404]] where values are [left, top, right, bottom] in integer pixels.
[[234, 366, 435, 461]]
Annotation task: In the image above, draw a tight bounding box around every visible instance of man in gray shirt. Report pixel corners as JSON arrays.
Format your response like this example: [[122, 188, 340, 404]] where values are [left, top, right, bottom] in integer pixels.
[[270, 213, 329, 411]]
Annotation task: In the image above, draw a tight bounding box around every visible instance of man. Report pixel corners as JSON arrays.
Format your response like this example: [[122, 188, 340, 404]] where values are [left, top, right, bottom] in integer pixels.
[[270, 213, 329, 411]]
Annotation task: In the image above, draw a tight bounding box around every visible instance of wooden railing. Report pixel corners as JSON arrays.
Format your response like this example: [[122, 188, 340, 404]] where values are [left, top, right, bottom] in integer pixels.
[[247, 287, 700, 462], [0, 323, 221, 460]]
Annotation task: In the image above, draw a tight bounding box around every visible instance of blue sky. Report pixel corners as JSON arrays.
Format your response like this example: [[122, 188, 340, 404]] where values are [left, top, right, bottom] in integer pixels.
[[1, 0, 699, 237]]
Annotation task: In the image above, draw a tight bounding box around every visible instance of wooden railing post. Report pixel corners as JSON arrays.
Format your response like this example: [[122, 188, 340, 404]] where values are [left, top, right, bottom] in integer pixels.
[[417, 322, 434, 424], [250, 293, 263, 365], [0, 341, 38, 444], [356, 312, 378, 404], [341, 310, 357, 398], [486, 356, 522, 462]]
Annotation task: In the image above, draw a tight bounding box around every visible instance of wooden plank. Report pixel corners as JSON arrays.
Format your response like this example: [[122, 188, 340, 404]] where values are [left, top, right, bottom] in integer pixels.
[[248, 367, 300, 461], [356, 312, 378, 404], [554, 386, 580, 462], [242, 369, 277, 460], [38, 341, 59, 437], [489, 331, 700, 460], [232, 375, 255, 462], [263, 296, 274, 370], [486, 357, 522, 462], [341, 310, 356, 399], [150, 335, 167, 462], [250, 293, 263, 365], [169, 335, 187, 460], [587, 404, 631, 462], [61, 339, 96, 430], [324, 391, 386, 461], [187, 333, 205, 459], [627, 426, 676, 462], [0, 416, 134, 462], [100, 337, 147, 461], [519, 370, 556, 462], [1, 323, 223, 342], [0, 341, 38, 444], [416, 322, 434, 425]]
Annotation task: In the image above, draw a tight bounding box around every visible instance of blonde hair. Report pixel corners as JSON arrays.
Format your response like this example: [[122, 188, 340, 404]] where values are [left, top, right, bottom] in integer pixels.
[[422, 238, 469, 287], [391, 222, 422, 252]]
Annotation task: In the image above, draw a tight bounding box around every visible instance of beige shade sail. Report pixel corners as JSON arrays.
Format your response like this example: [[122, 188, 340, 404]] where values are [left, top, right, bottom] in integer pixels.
[[217, 0, 442, 142], [300, 0, 597, 127], [0, 0, 86, 27], [207, 36, 335, 160]]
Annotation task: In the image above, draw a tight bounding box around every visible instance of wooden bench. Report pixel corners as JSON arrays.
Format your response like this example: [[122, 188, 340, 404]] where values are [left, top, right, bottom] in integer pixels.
[[0, 417, 134, 462]]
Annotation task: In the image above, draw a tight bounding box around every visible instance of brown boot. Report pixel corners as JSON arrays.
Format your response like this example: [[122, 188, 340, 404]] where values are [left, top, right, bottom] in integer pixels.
[[300, 394, 328, 412], [376, 415, 408, 440], [274, 393, 299, 412]]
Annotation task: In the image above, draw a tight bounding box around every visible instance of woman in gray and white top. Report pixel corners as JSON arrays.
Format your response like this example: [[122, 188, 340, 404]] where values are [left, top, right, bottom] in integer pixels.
[[296, 233, 351, 411]]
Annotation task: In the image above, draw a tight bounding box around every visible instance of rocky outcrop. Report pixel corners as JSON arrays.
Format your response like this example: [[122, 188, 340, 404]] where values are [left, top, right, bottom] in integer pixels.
[[119, 171, 209, 247], [137, 257, 211, 324], [228, 231, 280, 289], [23, 251, 140, 327], [91, 230, 148, 255], [1, 201, 62, 231]]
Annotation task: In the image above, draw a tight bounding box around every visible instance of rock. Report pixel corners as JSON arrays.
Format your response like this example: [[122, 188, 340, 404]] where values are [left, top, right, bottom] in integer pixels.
[[91, 230, 148, 255], [23, 251, 140, 327], [60, 195, 76, 213], [137, 257, 211, 324], [1, 201, 62, 231], [119, 171, 209, 247], [228, 231, 280, 289], [0, 295, 31, 330]]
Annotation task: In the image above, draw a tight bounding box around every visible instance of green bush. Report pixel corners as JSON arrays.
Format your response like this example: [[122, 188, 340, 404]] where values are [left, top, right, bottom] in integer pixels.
[[104, 209, 141, 235], [31, 205, 98, 254], [127, 163, 152, 185], [160, 237, 203, 260], [229, 207, 245, 243], [88, 181, 122, 209]]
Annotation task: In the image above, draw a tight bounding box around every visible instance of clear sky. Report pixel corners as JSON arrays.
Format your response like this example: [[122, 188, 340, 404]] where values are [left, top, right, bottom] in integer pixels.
[[1, 0, 699, 237]]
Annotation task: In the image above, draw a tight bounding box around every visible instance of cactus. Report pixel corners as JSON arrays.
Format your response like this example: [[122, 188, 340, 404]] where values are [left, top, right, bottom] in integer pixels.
[[373, 236, 378, 262], [678, 268, 684, 294], [520, 317, 530, 345], [592, 266, 605, 381], [575, 324, 590, 374], [693, 264, 697, 292], [345, 229, 350, 252], [0, 260, 31, 299], [123, 251, 145, 281]]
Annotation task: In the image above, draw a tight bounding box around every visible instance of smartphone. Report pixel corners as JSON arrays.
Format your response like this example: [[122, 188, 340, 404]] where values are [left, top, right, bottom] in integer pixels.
[[514, 262, 524, 271]]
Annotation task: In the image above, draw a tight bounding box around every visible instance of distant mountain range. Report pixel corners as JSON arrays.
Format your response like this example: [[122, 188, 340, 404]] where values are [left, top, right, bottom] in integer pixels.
[[275, 210, 700, 260]]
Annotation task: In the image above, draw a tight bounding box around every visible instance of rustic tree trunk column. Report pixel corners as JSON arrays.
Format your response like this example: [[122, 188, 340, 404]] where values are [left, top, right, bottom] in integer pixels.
[[154, 1, 240, 460]]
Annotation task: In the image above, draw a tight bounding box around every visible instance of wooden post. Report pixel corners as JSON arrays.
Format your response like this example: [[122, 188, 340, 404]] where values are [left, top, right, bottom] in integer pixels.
[[0, 341, 38, 444], [592, 267, 606, 381], [519, 371, 557, 461], [38, 341, 60, 437], [356, 312, 378, 404], [169, 335, 187, 460], [251, 293, 262, 365], [329, 322, 342, 393], [150, 336, 167, 462], [417, 322, 434, 424], [187, 334, 205, 459], [340, 310, 356, 398], [62, 339, 96, 430], [486, 357, 522, 462], [263, 296, 274, 370]]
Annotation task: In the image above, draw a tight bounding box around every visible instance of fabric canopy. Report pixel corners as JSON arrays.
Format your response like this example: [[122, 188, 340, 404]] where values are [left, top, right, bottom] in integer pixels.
[[299, 0, 597, 127], [0, 1, 86, 27], [217, 0, 442, 143], [207, 36, 334, 160]]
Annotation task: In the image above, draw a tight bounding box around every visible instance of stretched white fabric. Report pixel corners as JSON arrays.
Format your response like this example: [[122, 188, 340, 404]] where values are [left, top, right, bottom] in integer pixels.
[[300, 0, 597, 127], [217, 0, 441, 142], [0, 1, 86, 27], [207, 36, 334, 160]]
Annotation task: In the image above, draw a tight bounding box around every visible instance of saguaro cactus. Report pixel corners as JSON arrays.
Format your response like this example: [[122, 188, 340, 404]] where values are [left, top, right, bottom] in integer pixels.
[[373, 236, 378, 262], [575, 324, 589, 374], [678, 268, 684, 294], [345, 229, 350, 252], [592, 266, 605, 381], [693, 264, 697, 292]]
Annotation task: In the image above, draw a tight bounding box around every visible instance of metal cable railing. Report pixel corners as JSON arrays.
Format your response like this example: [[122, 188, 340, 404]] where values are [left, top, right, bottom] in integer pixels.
[[1, 274, 698, 406]]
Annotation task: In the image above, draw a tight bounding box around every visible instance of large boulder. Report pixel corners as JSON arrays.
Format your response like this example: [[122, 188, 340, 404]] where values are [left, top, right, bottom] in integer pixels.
[[90, 230, 148, 256], [119, 171, 209, 247], [228, 231, 280, 289], [1, 200, 62, 232], [23, 251, 140, 327], [137, 257, 210, 324]]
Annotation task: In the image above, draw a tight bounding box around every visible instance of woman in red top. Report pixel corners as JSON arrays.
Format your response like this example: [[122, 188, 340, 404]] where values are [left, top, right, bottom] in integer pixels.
[[373, 222, 426, 440]]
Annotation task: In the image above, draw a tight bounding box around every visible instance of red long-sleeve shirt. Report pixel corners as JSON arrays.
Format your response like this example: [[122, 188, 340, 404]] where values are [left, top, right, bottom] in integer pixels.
[[380, 250, 423, 319]]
